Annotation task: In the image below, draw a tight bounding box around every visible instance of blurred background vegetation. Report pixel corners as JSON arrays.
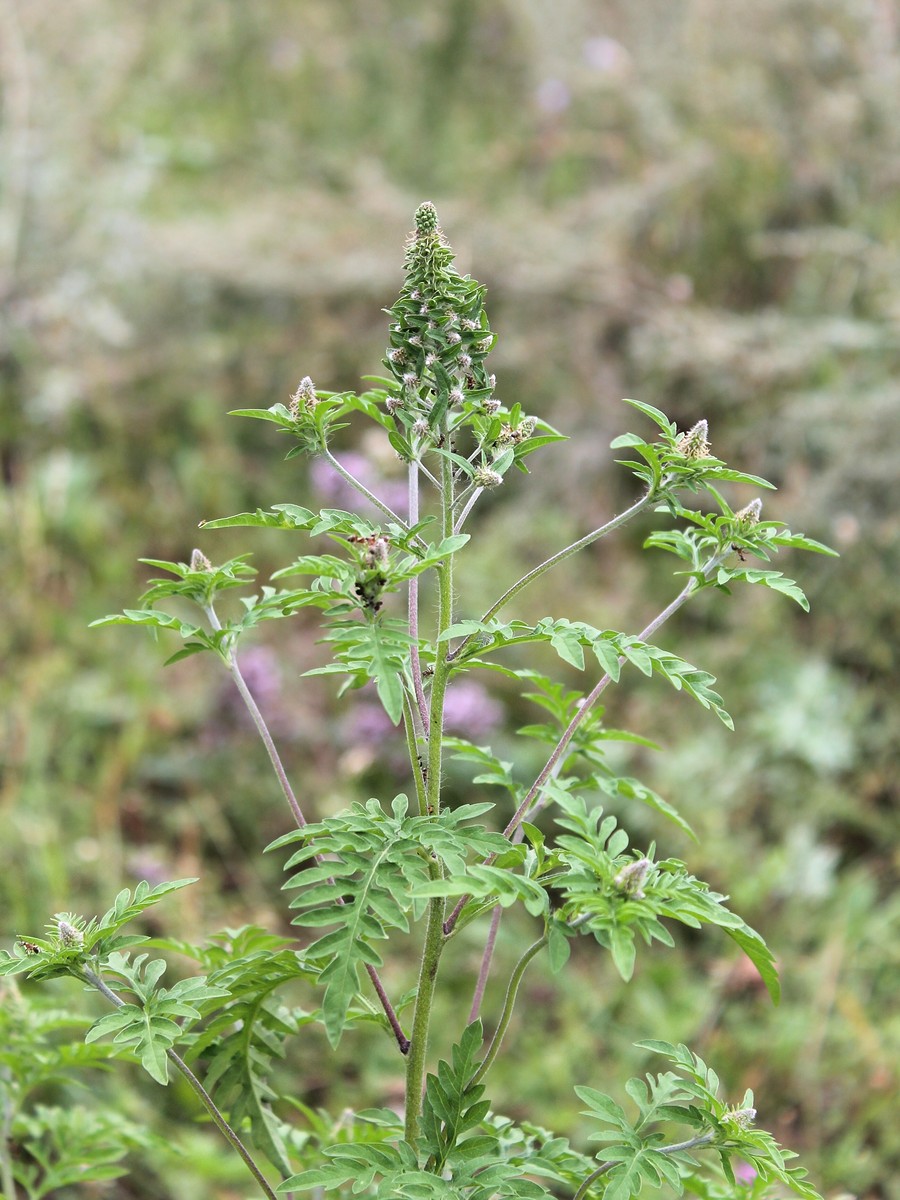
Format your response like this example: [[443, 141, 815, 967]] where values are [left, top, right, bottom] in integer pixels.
[[1, 1, 897, 1196]]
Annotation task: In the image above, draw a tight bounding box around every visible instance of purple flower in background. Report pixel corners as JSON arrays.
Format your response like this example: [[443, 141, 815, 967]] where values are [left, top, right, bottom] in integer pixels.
[[310, 453, 372, 507], [442, 681, 503, 737], [734, 1160, 757, 1186], [535, 78, 571, 115], [310, 454, 407, 515], [345, 681, 501, 751], [583, 36, 631, 76], [345, 700, 394, 747], [217, 645, 293, 739], [234, 646, 282, 711]]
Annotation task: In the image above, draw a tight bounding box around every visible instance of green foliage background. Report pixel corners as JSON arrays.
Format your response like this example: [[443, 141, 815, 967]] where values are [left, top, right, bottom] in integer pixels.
[[1, 1, 897, 1196]]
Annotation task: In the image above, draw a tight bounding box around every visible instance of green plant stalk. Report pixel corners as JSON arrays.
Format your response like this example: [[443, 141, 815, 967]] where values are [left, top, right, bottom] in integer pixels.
[[468, 932, 548, 1088], [79, 967, 278, 1200], [424, 447, 456, 817], [572, 1132, 715, 1200], [404, 443, 455, 1146], [402, 691, 428, 819], [404, 864, 447, 1148], [448, 488, 657, 663], [408, 460, 430, 732]]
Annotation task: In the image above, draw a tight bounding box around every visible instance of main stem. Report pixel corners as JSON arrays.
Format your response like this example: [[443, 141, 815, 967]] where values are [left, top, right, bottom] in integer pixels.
[[404, 443, 455, 1147], [408, 460, 430, 732]]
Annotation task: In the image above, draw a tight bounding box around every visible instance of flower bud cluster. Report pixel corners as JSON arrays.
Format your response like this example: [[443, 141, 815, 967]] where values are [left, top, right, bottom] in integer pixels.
[[190, 548, 213, 573], [614, 857, 652, 899], [724, 1107, 758, 1129], [383, 202, 496, 436], [350, 534, 391, 614], [496, 416, 537, 447], [289, 376, 319, 420], [675, 419, 710, 460], [735, 498, 762, 528], [473, 466, 504, 489], [57, 919, 84, 949]]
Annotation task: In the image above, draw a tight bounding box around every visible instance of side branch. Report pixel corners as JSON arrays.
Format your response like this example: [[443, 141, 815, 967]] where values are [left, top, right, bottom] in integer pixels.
[[207, 606, 409, 1053], [448, 490, 656, 663], [572, 1133, 715, 1200], [81, 968, 279, 1200], [444, 556, 724, 936]]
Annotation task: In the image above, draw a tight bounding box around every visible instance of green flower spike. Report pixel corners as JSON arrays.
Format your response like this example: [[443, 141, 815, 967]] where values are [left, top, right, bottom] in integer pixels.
[[384, 202, 496, 430]]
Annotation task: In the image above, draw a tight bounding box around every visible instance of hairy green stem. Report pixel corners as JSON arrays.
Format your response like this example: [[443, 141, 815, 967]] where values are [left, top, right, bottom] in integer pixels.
[[80, 968, 278, 1200], [572, 1133, 715, 1200], [402, 692, 428, 818], [468, 933, 548, 1088], [404, 867, 447, 1146], [448, 489, 656, 663], [408, 461, 430, 732], [404, 444, 455, 1146]]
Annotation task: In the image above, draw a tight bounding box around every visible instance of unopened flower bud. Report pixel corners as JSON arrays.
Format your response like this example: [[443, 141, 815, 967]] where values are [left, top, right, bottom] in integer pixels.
[[519, 416, 537, 439], [190, 549, 212, 572], [614, 858, 652, 899], [735, 498, 762, 527], [289, 375, 318, 418], [57, 920, 84, 949], [473, 466, 503, 489], [725, 1107, 757, 1129], [363, 537, 390, 569], [414, 201, 439, 237], [675, 419, 710, 460]]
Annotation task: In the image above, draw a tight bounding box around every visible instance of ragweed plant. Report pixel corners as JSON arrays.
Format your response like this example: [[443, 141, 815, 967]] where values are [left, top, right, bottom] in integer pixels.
[[1, 203, 837, 1200]]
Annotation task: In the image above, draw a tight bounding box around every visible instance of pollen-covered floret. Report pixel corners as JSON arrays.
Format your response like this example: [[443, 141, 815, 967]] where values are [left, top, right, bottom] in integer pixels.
[[473, 466, 503, 489], [675, 419, 710, 460]]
